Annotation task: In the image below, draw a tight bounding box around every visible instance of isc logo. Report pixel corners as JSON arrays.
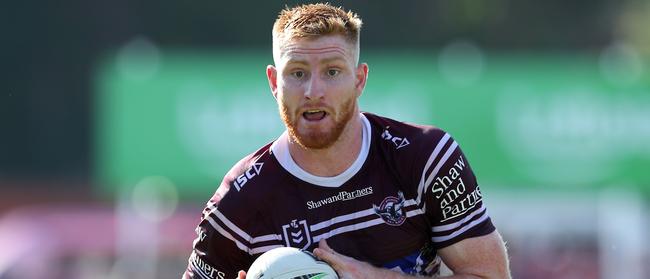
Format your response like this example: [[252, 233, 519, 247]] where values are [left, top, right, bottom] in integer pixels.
[[232, 162, 264, 191], [381, 129, 410, 149]]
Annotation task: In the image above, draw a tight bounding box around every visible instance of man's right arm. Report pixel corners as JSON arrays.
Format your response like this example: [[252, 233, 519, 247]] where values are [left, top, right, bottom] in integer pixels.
[[183, 200, 254, 279]]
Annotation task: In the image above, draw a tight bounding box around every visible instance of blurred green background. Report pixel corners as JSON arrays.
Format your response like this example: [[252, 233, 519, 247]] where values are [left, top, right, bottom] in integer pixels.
[[1, 1, 649, 278], [97, 50, 650, 198]]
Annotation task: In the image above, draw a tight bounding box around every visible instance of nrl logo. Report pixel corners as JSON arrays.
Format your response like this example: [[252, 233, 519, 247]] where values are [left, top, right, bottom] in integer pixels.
[[373, 191, 407, 226], [281, 219, 312, 250]]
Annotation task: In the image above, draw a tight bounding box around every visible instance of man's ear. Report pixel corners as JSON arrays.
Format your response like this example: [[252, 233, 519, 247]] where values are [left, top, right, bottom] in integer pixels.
[[266, 65, 278, 99], [355, 63, 369, 97]]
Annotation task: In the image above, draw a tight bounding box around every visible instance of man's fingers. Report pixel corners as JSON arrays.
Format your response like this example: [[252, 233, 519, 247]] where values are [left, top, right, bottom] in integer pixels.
[[313, 239, 344, 271], [314, 240, 335, 259], [237, 270, 246, 279], [314, 247, 340, 269], [318, 239, 335, 253]]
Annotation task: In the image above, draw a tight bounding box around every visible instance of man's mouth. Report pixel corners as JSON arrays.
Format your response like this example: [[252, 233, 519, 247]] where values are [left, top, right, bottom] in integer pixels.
[[302, 109, 328, 121]]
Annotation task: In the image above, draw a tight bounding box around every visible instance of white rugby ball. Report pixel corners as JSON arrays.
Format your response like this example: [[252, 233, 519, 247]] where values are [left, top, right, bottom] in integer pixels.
[[246, 247, 338, 279]]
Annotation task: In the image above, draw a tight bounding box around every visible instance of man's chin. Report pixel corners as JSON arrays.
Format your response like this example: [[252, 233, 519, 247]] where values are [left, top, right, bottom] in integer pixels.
[[293, 132, 336, 150]]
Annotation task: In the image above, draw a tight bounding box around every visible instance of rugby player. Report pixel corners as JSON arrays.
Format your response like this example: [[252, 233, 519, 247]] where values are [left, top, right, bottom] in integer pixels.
[[183, 3, 510, 279]]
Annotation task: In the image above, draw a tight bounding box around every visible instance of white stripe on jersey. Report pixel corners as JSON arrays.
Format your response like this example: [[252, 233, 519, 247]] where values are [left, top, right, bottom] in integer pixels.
[[189, 251, 212, 279], [310, 208, 376, 231], [213, 209, 253, 241], [203, 201, 216, 219], [431, 203, 486, 232], [209, 201, 427, 252], [209, 201, 420, 254], [404, 199, 424, 214], [250, 234, 283, 244], [251, 244, 284, 255], [406, 207, 425, 218], [312, 207, 425, 242], [190, 263, 210, 279], [430, 210, 489, 243], [205, 215, 252, 253], [405, 199, 426, 215], [310, 199, 423, 232], [418, 140, 458, 208], [416, 133, 451, 206], [205, 215, 282, 255], [313, 218, 385, 242], [207, 204, 282, 244]]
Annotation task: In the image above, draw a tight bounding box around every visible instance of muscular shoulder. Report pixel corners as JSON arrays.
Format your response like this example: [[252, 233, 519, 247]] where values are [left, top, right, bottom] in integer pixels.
[[363, 112, 450, 165], [363, 112, 447, 150], [363, 113, 453, 192]]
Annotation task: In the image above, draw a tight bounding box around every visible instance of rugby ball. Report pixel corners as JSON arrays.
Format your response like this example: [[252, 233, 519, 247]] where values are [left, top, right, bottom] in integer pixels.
[[246, 247, 338, 279]]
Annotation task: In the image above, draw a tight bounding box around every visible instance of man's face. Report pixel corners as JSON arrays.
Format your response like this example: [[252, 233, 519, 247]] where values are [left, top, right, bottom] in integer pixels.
[[267, 35, 367, 149]]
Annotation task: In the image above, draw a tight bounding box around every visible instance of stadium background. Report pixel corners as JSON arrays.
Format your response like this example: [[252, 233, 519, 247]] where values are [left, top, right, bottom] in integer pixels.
[[1, 0, 649, 278]]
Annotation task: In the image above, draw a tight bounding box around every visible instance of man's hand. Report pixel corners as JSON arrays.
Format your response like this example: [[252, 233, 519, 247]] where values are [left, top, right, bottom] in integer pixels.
[[236, 270, 246, 279], [312, 233, 510, 279], [313, 239, 405, 279]]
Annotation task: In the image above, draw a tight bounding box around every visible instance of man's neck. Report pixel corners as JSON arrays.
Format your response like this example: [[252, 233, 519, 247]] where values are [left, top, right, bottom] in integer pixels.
[[288, 113, 363, 177]]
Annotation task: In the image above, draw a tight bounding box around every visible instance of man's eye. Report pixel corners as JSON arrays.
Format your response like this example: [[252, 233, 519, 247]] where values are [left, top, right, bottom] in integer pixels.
[[327, 69, 340, 77], [292, 71, 305, 79]]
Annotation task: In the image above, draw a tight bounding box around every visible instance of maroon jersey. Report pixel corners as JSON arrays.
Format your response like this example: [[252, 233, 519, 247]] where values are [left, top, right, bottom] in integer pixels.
[[183, 113, 494, 279]]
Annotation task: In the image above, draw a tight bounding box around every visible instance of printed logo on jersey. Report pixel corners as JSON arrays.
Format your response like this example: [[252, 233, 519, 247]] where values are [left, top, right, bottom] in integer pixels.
[[282, 219, 312, 250], [232, 162, 264, 191], [189, 251, 226, 279], [430, 155, 483, 221], [373, 191, 407, 226], [381, 129, 410, 149], [306, 186, 374, 210]]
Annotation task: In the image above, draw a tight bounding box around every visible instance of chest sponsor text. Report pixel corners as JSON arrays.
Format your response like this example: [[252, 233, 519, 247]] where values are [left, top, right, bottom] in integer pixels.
[[307, 186, 374, 210]]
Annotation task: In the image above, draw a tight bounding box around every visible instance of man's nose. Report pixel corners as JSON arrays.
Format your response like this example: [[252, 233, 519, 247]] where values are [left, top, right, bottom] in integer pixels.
[[305, 75, 325, 100]]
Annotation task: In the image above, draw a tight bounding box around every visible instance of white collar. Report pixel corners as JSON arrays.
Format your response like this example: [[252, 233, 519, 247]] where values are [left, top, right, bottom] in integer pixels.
[[270, 113, 371, 187]]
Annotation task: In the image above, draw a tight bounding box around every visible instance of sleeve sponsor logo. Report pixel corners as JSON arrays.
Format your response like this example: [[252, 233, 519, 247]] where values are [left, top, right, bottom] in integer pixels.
[[189, 251, 226, 279], [430, 156, 483, 221], [306, 186, 374, 210], [232, 162, 264, 191], [381, 129, 410, 149]]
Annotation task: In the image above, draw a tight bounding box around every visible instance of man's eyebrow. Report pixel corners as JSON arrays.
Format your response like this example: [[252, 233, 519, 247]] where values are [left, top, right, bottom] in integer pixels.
[[285, 59, 309, 66], [320, 57, 346, 64]]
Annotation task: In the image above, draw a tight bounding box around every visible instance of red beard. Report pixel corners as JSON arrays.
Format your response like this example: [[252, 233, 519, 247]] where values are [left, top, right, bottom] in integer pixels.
[[280, 97, 355, 149]]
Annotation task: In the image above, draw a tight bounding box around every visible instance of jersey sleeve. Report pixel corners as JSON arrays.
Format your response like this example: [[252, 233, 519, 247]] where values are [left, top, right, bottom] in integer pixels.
[[413, 130, 495, 249], [182, 186, 255, 279], [182, 146, 280, 279]]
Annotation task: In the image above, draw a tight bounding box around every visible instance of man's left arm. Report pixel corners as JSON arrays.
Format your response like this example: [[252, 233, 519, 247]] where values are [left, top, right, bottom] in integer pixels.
[[314, 232, 510, 279], [435, 230, 510, 278]]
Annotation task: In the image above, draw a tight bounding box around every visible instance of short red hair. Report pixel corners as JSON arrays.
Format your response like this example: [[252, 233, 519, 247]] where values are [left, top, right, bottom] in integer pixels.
[[272, 3, 363, 64]]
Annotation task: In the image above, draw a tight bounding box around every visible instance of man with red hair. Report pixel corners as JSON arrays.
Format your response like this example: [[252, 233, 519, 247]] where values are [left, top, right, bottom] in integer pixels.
[[184, 3, 510, 279]]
